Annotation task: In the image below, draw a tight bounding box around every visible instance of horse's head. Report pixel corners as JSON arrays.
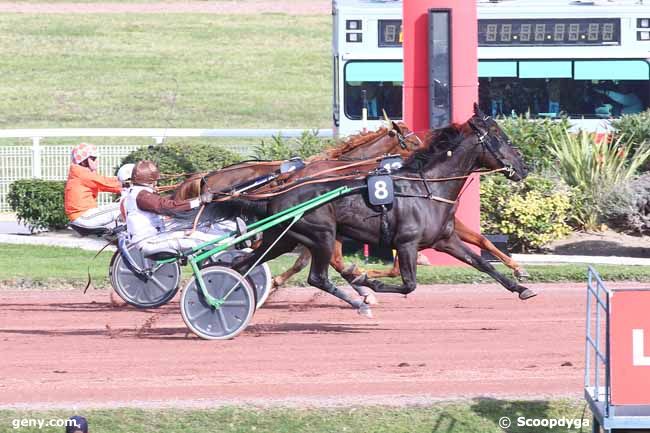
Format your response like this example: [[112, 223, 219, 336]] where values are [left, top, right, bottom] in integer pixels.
[[469, 103, 528, 181], [389, 121, 426, 152]]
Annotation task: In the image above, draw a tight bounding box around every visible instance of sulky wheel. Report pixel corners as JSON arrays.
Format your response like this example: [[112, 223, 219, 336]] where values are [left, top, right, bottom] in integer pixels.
[[109, 246, 181, 308], [207, 249, 272, 309], [180, 266, 255, 340]]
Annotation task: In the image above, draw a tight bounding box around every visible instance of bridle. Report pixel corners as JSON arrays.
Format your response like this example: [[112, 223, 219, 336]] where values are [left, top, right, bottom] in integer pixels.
[[469, 115, 517, 178], [394, 129, 423, 150]]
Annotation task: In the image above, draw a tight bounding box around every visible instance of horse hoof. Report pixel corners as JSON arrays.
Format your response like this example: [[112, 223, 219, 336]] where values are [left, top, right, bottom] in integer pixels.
[[518, 289, 537, 300], [358, 304, 373, 318], [342, 263, 358, 277], [514, 268, 531, 282], [363, 293, 379, 305], [351, 272, 368, 285]]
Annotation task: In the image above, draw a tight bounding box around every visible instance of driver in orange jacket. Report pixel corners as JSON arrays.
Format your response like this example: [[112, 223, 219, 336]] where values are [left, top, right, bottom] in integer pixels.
[[64, 142, 122, 230]]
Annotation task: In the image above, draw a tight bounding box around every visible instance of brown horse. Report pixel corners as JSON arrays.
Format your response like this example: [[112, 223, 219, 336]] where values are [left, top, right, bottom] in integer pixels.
[[171, 160, 284, 201], [171, 125, 411, 201]]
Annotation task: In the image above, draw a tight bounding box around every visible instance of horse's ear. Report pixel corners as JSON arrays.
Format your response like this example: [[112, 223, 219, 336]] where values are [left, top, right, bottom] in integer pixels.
[[392, 121, 403, 135], [473, 102, 490, 121], [383, 110, 393, 130]]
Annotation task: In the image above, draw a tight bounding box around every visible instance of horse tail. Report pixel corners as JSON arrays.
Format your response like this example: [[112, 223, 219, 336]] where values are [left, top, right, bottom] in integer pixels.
[[227, 198, 268, 218]]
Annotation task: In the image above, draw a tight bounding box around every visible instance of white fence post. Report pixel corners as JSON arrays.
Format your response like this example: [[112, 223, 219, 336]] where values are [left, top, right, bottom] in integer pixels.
[[32, 136, 42, 178]]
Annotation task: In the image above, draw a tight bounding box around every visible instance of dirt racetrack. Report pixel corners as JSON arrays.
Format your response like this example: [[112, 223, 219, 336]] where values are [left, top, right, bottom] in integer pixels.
[[0, 281, 636, 409]]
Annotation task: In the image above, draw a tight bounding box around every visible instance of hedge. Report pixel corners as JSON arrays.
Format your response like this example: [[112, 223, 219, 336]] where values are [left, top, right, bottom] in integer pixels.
[[119, 142, 242, 185], [8, 179, 68, 232]]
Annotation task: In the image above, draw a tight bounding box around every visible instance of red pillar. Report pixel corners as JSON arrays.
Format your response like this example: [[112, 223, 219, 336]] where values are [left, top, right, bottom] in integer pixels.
[[403, 0, 480, 265]]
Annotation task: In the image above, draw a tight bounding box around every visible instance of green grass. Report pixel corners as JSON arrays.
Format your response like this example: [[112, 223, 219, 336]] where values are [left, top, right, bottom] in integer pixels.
[[0, 13, 331, 130], [2, 242, 650, 289], [0, 400, 591, 433]]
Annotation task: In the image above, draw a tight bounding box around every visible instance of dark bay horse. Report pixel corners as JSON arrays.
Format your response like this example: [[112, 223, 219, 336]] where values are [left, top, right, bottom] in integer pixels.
[[170, 123, 529, 295], [261, 124, 530, 291], [232, 106, 535, 315]]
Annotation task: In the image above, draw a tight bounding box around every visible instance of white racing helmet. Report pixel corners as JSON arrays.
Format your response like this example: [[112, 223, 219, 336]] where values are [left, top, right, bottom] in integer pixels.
[[117, 163, 135, 185]]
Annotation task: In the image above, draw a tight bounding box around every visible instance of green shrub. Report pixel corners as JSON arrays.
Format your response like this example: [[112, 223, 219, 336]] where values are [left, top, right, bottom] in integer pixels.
[[611, 110, 650, 148], [547, 129, 650, 230], [8, 179, 68, 232], [600, 173, 650, 235], [497, 115, 570, 171], [481, 175, 572, 252], [120, 142, 242, 185], [253, 130, 333, 161], [254, 135, 293, 161]]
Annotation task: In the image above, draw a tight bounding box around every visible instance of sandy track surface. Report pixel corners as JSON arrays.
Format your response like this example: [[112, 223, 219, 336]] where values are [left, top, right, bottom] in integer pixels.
[[0, 1, 330, 14], [0, 281, 627, 409]]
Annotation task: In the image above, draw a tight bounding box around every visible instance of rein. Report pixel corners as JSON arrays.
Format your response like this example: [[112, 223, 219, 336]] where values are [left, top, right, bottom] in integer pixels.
[[390, 167, 507, 183], [216, 173, 366, 200]]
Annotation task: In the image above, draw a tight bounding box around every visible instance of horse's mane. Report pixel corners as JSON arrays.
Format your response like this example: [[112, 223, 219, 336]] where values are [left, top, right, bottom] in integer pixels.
[[401, 122, 470, 172], [307, 127, 389, 162]]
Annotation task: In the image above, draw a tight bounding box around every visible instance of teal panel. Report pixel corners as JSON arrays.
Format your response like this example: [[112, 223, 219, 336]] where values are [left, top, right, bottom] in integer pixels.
[[478, 61, 517, 77], [519, 61, 572, 78], [345, 61, 403, 82], [574, 60, 650, 80]]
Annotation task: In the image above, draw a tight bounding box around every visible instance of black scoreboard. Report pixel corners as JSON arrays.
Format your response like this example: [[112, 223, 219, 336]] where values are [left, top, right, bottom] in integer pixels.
[[478, 18, 621, 46]]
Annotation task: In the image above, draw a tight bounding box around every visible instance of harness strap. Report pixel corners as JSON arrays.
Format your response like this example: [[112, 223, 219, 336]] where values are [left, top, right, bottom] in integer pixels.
[[419, 171, 435, 200], [83, 240, 114, 294], [234, 157, 380, 198], [289, 157, 380, 181], [220, 173, 365, 200], [395, 192, 457, 205]]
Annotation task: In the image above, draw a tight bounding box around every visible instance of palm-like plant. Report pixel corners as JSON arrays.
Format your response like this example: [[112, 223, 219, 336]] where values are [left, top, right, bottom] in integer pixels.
[[548, 129, 650, 230]]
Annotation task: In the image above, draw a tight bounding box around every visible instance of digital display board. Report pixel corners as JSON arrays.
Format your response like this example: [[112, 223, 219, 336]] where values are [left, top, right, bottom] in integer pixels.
[[378, 19, 402, 47], [478, 18, 620, 46]]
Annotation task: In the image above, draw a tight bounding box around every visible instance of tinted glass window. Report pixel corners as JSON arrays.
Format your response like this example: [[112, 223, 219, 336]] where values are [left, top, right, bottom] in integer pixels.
[[344, 61, 403, 120], [479, 78, 649, 119]]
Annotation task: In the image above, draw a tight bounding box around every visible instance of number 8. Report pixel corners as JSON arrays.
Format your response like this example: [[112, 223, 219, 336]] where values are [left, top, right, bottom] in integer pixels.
[[374, 181, 388, 200]]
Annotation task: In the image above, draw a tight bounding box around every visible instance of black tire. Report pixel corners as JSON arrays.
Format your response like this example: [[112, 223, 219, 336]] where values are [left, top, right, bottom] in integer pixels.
[[109, 247, 181, 308], [180, 266, 255, 340]]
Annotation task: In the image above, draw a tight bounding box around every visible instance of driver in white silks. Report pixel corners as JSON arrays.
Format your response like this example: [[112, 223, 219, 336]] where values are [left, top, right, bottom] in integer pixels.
[[123, 160, 244, 258]]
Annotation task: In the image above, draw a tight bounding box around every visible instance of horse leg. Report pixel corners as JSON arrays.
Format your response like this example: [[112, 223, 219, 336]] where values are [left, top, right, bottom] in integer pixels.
[[272, 245, 311, 288], [352, 243, 418, 295], [454, 217, 529, 281], [365, 256, 400, 279], [434, 233, 536, 300], [306, 232, 373, 317], [330, 239, 379, 305]]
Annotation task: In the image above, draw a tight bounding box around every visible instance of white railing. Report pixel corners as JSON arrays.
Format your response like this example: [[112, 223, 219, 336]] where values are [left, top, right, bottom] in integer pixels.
[[0, 128, 332, 212], [0, 145, 142, 212]]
